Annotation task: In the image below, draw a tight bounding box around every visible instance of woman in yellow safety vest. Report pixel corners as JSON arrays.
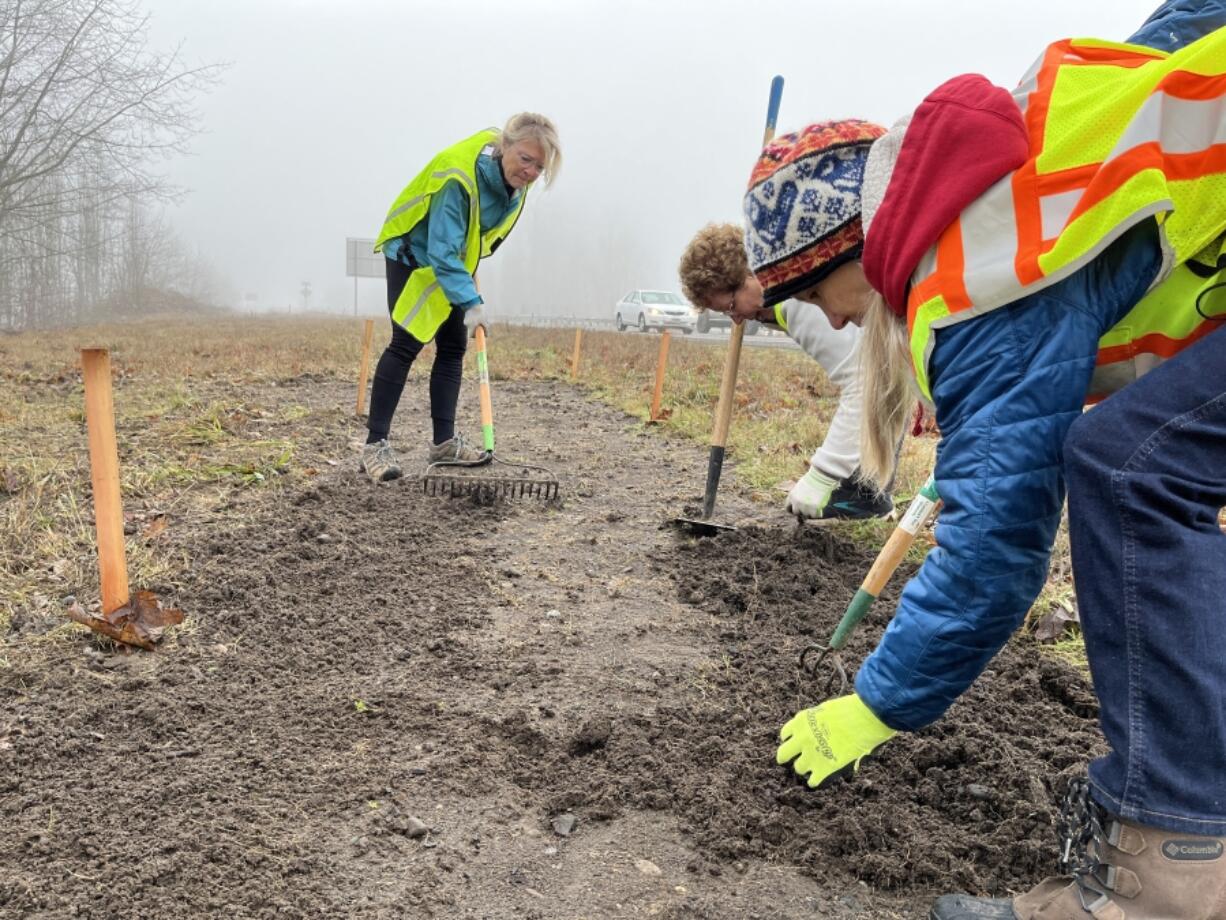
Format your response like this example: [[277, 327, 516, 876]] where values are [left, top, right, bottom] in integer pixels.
[[738, 15, 1226, 920], [360, 113, 561, 482]]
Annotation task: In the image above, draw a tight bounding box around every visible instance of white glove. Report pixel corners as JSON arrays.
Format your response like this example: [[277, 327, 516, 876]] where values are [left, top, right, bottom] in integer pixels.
[[785, 467, 839, 519], [463, 304, 487, 338]]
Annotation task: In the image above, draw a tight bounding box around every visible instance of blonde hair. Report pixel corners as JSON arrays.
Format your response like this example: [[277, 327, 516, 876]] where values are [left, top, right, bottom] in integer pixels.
[[499, 112, 562, 186], [678, 223, 749, 306], [858, 290, 915, 486]]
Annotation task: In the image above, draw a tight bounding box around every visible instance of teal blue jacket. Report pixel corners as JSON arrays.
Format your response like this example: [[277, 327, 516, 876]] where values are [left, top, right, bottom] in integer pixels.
[[383, 151, 522, 308]]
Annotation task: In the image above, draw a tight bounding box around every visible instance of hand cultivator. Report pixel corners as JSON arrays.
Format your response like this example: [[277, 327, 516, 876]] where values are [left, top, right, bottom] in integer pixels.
[[421, 325, 559, 502], [800, 475, 940, 694]]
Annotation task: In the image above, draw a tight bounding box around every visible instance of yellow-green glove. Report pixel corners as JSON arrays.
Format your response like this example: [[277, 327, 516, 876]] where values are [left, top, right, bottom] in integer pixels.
[[776, 693, 896, 789]]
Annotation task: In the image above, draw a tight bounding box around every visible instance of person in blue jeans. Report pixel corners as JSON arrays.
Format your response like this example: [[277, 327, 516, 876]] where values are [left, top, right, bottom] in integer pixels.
[[739, 7, 1226, 918]]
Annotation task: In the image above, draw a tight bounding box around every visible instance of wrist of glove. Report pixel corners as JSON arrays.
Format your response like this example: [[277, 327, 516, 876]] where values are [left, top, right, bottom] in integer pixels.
[[784, 467, 839, 519], [776, 693, 896, 789], [462, 303, 487, 338]]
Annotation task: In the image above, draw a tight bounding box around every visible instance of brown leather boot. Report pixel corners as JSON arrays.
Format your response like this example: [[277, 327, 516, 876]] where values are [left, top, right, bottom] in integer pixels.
[[930, 780, 1226, 920]]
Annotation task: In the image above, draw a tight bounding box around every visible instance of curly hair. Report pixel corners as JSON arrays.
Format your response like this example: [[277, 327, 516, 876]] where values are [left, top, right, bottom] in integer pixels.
[[678, 223, 749, 306]]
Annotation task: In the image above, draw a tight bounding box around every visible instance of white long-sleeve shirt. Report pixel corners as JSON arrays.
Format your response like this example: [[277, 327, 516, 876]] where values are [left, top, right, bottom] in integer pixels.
[[774, 300, 862, 481]]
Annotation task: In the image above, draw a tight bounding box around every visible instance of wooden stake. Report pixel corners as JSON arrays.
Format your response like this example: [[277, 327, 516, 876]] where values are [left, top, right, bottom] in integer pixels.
[[356, 318, 375, 416], [570, 328, 583, 380], [649, 330, 672, 421], [80, 348, 130, 614]]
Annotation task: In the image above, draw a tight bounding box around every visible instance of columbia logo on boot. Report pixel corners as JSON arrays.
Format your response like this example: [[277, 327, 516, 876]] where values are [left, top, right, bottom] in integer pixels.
[[1162, 839, 1224, 861]]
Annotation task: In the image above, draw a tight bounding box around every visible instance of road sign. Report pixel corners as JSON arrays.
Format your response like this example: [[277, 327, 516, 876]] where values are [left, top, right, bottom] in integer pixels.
[[346, 238, 386, 279]]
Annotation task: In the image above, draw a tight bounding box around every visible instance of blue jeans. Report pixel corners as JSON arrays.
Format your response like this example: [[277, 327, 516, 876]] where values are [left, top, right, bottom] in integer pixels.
[[1064, 322, 1226, 836]]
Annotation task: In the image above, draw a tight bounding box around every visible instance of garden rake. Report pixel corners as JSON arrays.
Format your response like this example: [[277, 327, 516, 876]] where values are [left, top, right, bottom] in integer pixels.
[[421, 325, 559, 502]]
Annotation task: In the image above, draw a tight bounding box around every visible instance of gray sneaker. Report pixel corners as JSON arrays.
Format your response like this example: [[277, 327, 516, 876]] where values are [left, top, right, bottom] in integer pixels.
[[427, 434, 486, 463], [359, 439, 403, 482]]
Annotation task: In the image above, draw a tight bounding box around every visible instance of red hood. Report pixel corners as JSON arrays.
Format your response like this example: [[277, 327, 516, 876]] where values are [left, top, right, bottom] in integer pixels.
[[862, 74, 1030, 315]]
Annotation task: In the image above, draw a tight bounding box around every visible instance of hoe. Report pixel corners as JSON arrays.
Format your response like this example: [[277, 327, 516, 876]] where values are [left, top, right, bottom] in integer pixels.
[[421, 325, 559, 502]]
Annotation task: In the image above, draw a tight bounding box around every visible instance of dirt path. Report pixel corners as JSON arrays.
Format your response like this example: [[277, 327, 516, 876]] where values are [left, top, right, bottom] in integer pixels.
[[1, 376, 1103, 919]]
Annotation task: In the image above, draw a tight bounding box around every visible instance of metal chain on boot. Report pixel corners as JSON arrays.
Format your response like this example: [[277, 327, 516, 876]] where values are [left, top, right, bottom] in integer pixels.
[[1056, 777, 1116, 912]]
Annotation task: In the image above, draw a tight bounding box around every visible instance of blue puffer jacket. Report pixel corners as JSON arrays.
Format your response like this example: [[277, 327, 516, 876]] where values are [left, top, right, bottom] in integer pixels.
[[855, 223, 1161, 730], [854, 0, 1224, 733], [1128, 0, 1226, 51]]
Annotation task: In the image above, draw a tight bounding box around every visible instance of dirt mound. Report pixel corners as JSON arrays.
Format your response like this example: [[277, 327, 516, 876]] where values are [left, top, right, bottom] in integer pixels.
[[1, 377, 1105, 918], [528, 525, 1104, 894]]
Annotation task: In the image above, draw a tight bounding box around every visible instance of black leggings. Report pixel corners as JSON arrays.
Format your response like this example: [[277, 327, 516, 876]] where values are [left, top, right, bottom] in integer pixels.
[[366, 257, 468, 445]]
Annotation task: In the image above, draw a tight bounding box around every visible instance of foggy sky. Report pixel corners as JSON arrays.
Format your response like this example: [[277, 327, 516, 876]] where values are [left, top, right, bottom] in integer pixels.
[[143, 0, 1160, 319]]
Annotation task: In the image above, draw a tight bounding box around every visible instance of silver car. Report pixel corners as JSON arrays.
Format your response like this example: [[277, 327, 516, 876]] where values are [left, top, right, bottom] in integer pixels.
[[614, 290, 695, 333]]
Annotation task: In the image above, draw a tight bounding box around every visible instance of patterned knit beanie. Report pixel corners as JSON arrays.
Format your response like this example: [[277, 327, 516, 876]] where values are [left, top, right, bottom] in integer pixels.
[[743, 120, 886, 306]]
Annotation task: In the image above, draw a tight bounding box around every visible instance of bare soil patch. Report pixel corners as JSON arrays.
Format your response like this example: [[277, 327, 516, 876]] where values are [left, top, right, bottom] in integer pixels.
[[1, 374, 1103, 919]]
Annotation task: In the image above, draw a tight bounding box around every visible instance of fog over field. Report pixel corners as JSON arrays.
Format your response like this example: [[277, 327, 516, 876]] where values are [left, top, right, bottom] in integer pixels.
[[3, 0, 1161, 326]]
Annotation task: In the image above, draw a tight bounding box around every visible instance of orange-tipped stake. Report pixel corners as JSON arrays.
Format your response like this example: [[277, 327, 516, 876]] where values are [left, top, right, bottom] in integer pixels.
[[649, 330, 672, 422], [356, 318, 375, 416], [80, 348, 129, 614], [570, 328, 583, 380]]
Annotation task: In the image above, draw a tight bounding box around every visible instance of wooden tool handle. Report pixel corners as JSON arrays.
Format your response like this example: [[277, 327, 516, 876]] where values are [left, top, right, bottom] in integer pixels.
[[699, 75, 784, 519], [474, 325, 494, 453]]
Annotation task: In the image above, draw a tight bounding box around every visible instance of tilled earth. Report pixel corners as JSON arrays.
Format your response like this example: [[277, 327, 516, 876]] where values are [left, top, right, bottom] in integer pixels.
[[1, 375, 1104, 919]]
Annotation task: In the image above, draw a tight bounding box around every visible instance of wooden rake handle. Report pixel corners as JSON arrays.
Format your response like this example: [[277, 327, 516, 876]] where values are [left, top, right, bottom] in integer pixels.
[[474, 325, 495, 454]]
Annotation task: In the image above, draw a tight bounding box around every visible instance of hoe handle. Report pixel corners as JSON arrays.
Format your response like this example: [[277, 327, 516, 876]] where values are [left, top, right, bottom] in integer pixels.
[[701, 74, 784, 520], [474, 325, 495, 453]]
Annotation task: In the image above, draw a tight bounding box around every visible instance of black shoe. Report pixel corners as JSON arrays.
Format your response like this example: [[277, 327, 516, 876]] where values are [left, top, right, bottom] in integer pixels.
[[928, 894, 1014, 919], [821, 475, 894, 520]]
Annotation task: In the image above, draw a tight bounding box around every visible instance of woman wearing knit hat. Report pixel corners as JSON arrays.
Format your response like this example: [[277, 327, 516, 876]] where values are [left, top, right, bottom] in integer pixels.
[[678, 221, 893, 521], [760, 10, 1226, 920]]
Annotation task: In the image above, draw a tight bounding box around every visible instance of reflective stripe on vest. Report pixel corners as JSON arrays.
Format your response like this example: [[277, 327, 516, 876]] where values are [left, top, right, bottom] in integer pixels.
[[374, 129, 527, 343], [906, 32, 1226, 400]]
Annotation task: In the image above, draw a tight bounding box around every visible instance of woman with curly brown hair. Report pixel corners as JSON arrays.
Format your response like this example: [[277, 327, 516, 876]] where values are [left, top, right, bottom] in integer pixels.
[[678, 222, 893, 520]]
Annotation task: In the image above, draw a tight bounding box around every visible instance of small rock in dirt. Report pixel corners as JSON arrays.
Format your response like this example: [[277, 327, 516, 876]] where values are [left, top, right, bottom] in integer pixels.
[[967, 783, 994, 801], [405, 817, 429, 839], [544, 609, 561, 620], [409, 766, 427, 776], [635, 858, 663, 877], [551, 813, 578, 837], [543, 846, 558, 857]]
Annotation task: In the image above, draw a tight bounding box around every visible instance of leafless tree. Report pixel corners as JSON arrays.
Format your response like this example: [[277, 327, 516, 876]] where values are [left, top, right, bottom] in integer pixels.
[[0, 0, 223, 327]]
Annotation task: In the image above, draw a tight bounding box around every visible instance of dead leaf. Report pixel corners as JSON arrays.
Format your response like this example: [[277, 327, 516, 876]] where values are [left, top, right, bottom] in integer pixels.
[[142, 515, 168, 540], [0, 467, 20, 494], [65, 590, 185, 650], [1033, 603, 1079, 643]]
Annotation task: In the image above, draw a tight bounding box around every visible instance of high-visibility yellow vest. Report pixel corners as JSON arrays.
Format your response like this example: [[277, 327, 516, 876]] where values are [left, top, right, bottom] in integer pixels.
[[907, 32, 1226, 400], [374, 129, 527, 343]]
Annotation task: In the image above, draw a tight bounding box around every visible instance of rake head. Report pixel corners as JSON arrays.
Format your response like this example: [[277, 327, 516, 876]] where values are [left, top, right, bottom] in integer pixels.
[[422, 455, 560, 502]]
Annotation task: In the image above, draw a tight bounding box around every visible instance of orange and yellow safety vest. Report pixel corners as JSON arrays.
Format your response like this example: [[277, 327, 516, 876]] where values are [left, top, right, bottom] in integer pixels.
[[907, 31, 1226, 400]]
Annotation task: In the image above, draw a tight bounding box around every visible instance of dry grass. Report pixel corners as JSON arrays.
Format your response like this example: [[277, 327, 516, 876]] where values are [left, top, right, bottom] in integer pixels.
[[0, 314, 1076, 656]]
